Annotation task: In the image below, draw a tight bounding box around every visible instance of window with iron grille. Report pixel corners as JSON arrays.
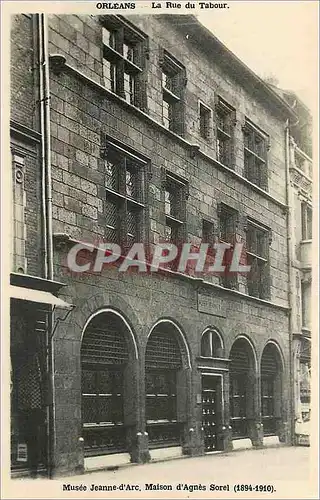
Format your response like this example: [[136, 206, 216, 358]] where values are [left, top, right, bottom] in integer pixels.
[[246, 220, 271, 299], [145, 329, 182, 423], [101, 16, 148, 109], [102, 138, 148, 248], [199, 101, 211, 140], [216, 98, 235, 167], [163, 172, 188, 245], [301, 202, 312, 240], [161, 50, 186, 135], [243, 120, 268, 189], [218, 203, 239, 290]]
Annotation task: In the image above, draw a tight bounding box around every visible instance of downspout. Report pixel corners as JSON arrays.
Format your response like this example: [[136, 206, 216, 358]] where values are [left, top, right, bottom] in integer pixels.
[[284, 119, 295, 444], [42, 13, 54, 281], [38, 15, 48, 280], [38, 13, 55, 477]]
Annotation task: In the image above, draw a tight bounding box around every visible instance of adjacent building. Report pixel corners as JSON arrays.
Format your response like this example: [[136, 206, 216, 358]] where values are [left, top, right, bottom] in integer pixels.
[[9, 13, 312, 478]]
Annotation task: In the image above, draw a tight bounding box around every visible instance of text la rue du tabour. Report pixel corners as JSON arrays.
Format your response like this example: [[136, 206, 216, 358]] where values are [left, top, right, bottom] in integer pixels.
[[152, 2, 229, 9]]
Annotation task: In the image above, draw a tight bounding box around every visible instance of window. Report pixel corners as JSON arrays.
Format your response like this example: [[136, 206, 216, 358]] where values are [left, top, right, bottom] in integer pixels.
[[102, 138, 148, 248], [243, 120, 268, 189], [301, 202, 312, 240], [102, 16, 147, 109], [202, 219, 215, 245], [218, 203, 238, 290], [246, 220, 270, 299], [200, 330, 223, 358], [11, 152, 26, 274], [163, 172, 188, 245], [161, 50, 186, 135], [216, 98, 235, 167], [301, 280, 311, 330], [199, 102, 211, 140]]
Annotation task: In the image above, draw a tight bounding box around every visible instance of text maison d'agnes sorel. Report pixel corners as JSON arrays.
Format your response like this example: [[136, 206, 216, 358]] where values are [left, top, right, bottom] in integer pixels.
[[63, 483, 230, 492]]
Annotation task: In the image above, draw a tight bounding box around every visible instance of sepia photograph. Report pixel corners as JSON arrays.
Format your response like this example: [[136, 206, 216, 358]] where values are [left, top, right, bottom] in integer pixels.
[[1, 1, 318, 498]]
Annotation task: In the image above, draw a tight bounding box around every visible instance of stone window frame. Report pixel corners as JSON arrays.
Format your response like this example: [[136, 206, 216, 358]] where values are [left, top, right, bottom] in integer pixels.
[[198, 100, 212, 141], [11, 150, 27, 274], [101, 137, 150, 249], [243, 118, 269, 190], [245, 218, 272, 300], [160, 49, 187, 136], [200, 329, 224, 358], [101, 15, 148, 110], [162, 169, 189, 246], [301, 201, 312, 241], [215, 96, 236, 168], [217, 202, 239, 290]]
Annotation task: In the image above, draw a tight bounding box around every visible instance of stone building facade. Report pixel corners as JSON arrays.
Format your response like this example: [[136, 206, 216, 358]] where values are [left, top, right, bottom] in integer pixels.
[[9, 13, 308, 478]]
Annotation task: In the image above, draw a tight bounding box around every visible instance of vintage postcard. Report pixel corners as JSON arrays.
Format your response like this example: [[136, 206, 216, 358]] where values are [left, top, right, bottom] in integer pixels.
[[1, 0, 318, 499]]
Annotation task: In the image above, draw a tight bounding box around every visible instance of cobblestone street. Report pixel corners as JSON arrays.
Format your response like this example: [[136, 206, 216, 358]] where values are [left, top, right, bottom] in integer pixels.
[[7, 446, 317, 499]]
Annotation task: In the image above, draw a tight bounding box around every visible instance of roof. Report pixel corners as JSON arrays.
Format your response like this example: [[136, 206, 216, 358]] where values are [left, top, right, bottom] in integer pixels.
[[165, 14, 300, 121]]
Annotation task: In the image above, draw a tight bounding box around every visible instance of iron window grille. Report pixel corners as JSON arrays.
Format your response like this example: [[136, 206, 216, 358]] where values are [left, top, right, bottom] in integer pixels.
[[163, 171, 188, 247], [101, 15, 148, 109], [216, 97, 235, 168], [101, 138, 149, 248], [229, 375, 247, 438], [243, 119, 269, 189], [246, 219, 271, 300], [160, 50, 186, 135]]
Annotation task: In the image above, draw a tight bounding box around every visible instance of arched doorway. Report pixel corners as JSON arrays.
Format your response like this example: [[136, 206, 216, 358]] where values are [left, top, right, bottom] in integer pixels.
[[261, 342, 283, 436], [200, 329, 225, 452], [229, 337, 257, 439], [145, 321, 189, 450], [81, 311, 137, 457]]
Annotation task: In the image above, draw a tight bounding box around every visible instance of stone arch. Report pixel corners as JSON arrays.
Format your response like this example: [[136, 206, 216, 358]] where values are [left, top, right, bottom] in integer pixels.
[[200, 327, 224, 358], [145, 319, 191, 450], [229, 336, 258, 439], [80, 307, 138, 359], [147, 318, 191, 369], [260, 340, 284, 437], [80, 308, 139, 459]]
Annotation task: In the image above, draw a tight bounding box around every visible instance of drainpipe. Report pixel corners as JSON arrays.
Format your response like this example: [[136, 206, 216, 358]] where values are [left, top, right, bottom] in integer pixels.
[[38, 15, 48, 280], [284, 119, 295, 444], [42, 13, 54, 281], [38, 13, 55, 477]]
